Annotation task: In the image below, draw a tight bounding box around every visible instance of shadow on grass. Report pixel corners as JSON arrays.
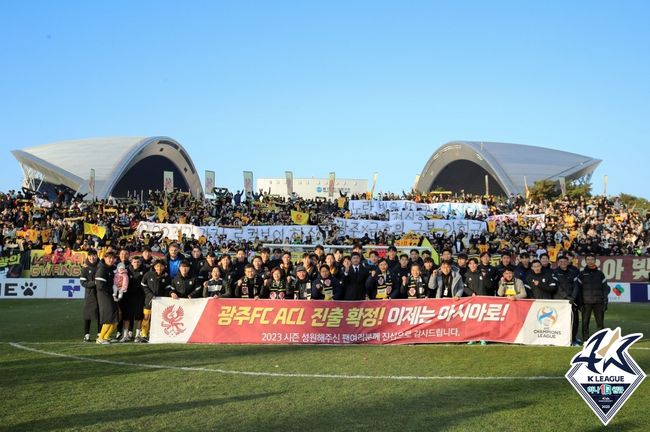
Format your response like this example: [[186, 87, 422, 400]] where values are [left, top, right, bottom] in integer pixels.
[[7, 392, 284, 432]]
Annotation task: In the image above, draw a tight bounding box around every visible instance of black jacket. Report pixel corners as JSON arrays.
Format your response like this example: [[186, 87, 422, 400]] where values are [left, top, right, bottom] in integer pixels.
[[125, 266, 147, 301], [514, 263, 531, 283], [197, 263, 217, 285], [80, 260, 99, 320], [463, 269, 489, 296], [312, 276, 343, 300], [365, 271, 397, 299], [141, 270, 172, 309], [95, 259, 118, 324], [190, 257, 206, 278], [525, 272, 558, 299], [478, 264, 497, 295], [575, 266, 610, 305], [553, 267, 579, 301], [234, 274, 265, 298], [170, 273, 202, 299], [400, 275, 428, 299], [342, 265, 369, 300]]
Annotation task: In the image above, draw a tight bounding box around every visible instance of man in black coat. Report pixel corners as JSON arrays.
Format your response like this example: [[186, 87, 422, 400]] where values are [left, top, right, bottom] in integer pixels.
[[94, 251, 118, 344], [80, 249, 100, 342], [118, 255, 147, 342], [525, 260, 558, 299], [189, 246, 206, 279], [478, 252, 497, 296], [463, 258, 490, 296], [170, 260, 202, 299], [574, 254, 610, 344], [140, 259, 172, 342], [365, 259, 396, 300], [197, 252, 218, 286], [553, 255, 580, 345], [341, 252, 369, 300]]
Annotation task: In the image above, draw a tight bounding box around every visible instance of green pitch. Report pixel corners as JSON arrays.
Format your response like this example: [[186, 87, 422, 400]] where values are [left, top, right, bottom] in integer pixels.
[[1, 300, 648, 432]]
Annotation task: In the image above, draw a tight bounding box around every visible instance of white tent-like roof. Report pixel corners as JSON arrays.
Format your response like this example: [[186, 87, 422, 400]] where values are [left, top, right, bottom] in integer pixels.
[[12, 136, 202, 199], [417, 141, 601, 196]]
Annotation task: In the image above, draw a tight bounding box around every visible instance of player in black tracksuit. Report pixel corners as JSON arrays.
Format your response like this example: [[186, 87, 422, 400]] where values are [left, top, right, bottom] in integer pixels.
[[170, 261, 202, 299], [525, 260, 558, 299], [478, 252, 497, 296], [94, 252, 118, 343], [80, 250, 100, 342], [197, 253, 218, 286], [574, 254, 610, 343], [463, 258, 490, 296], [140, 259, 172, 341], [554, 255, 580, 345], [118, 256, 147, 342]]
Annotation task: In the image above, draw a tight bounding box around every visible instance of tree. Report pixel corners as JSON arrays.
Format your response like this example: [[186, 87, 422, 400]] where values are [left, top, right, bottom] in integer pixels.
[[619, 193, 650, 213], [528, 180, 560, 202], [565, 180, 592, 199]]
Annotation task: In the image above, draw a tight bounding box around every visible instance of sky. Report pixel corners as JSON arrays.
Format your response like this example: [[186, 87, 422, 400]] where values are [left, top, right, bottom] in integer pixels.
[[0, 1, 648, 198]]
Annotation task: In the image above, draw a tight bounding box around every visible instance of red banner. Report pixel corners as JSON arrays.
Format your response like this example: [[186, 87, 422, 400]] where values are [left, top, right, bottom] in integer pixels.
[[150, 297, 573, 346]]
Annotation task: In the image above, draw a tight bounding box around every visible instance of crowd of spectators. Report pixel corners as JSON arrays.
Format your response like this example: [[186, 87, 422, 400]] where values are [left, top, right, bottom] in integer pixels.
[[1, 185, 649, 262]]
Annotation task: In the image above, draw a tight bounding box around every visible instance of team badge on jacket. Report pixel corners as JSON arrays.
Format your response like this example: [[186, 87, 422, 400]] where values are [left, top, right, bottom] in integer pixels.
[[565, 327, 645, 425]]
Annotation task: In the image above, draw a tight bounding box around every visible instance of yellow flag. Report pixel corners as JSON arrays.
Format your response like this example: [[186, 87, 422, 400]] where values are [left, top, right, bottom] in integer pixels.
[[41, 229, 52, 243], [27, 229, 40, 243], [84, 222, 106, 238], [291, 210, 309, 225], [548, 246, 560, 263], [156, 207, 167, 222], [337, 197, 346, 208], [420, 237, 439, 265], [487, 220, 497, 233]]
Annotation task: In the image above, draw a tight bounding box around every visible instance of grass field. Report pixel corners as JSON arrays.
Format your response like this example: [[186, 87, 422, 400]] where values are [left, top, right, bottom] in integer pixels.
[[0, 300, 648, 432]]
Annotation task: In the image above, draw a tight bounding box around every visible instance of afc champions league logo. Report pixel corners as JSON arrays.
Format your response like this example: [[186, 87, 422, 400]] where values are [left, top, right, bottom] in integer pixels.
[[536, 306, 558, 327], [566, 328, 646, 425], [161, 305, 186, 337]]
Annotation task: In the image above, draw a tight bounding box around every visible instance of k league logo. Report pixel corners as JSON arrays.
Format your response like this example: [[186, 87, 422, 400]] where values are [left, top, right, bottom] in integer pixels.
[[565, 328, 646, 425]]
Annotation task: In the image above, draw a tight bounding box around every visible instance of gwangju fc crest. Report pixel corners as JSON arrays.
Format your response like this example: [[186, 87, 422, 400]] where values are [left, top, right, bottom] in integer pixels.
[[565, 327, 646, 425], [161, 305, 186, 337]]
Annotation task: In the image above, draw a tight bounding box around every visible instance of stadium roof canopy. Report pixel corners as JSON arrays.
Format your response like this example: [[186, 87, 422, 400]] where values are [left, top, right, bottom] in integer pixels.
[[416, 141, 602, 196], [12, 136, 202, 199]]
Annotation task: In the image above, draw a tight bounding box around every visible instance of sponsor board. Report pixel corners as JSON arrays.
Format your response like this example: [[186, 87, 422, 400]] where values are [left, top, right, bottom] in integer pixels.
[[608, 283, 631, 303], [0, 278, 82, 299]]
